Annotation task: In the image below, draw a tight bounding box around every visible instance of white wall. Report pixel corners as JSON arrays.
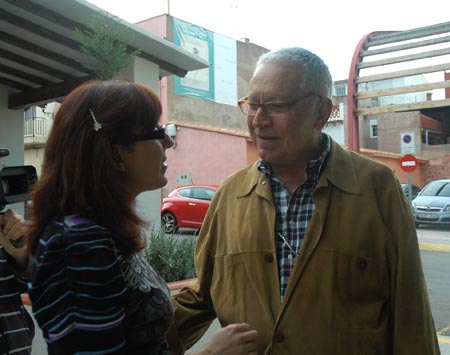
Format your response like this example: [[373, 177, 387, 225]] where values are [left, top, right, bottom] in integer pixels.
[[118, 58, 164, 238], [323, 121, 345, 145], [0, 85, 26, 214], [0, 85, 24, 166]]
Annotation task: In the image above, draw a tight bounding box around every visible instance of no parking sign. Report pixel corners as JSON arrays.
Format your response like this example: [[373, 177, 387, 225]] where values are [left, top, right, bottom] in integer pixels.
[[400, 132, 416, 155]]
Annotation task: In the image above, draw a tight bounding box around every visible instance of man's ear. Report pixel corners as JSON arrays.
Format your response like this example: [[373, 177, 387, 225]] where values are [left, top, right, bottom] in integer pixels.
[[315, 97, 333, 129], [112, 145, 127, 172]]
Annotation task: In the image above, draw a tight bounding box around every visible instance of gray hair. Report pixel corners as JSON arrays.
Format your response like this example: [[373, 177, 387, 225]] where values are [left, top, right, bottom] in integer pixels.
[[255, 47, 332, 98]]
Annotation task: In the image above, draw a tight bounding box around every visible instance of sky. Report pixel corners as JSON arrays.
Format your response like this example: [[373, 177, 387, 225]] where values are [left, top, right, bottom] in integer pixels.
[[87, 0, 450, 80]]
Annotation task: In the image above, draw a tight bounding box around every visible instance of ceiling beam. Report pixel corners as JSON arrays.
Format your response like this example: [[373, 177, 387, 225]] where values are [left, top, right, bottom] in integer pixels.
[[0, 76, 31, 91], [0, 7, 81, 51], [0, 63, 50, 86], [0, 48, 76, 80], [8, 75, 96, 109], [0, 30, 91, 74]]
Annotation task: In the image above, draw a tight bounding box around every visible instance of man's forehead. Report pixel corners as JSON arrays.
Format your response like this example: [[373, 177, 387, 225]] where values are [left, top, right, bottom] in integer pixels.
[[250, 62, 303, 97]]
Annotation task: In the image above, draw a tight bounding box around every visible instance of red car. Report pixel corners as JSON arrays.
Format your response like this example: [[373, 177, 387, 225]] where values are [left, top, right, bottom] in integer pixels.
[[161, 185, 218, 233]]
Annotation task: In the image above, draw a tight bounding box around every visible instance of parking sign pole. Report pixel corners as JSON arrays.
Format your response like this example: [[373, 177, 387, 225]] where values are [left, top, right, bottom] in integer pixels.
[[407, 172, 413, 205]]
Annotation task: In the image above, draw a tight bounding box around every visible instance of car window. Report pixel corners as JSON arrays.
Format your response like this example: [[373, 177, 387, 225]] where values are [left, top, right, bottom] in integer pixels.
[[402, 184, 419, 194], [420, 181, 450, 197], [192, 187, 215, 201], [178, 188, 192, 198]]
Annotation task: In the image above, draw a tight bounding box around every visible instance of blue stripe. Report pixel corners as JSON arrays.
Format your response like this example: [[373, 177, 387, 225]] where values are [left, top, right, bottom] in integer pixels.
[[33, 288, 127, 316], [68, 225, 106, 233], [28, 269, 64, 291], [44, 239, 113, 254], [40, 305, 120, 329], [67, 258, 119, 271], [48, 308, 124, 332], [73, 340, 126, 355], [34, 247, 118, 270], [73, 274, 123, 286]]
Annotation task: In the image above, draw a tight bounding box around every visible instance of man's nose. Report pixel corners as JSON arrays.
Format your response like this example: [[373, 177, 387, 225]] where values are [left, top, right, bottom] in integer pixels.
[[251, 106, 271, 125]]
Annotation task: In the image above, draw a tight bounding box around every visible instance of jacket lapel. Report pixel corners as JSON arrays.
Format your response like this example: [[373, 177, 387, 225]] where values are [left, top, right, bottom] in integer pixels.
[[279, 140, 361, 314]]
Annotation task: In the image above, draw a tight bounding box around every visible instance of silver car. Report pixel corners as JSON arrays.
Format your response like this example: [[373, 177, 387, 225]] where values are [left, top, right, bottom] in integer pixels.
[[412, 179, 450, 228]]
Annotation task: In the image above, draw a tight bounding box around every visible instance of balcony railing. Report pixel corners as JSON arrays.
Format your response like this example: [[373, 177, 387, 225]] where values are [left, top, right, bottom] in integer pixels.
[[24, 117, 46, 137], [24, 117, 51, 146]]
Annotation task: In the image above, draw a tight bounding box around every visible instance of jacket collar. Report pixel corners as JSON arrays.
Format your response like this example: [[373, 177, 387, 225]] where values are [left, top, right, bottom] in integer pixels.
[[318, 139, 362, 195], [236, 161, 273, 201]]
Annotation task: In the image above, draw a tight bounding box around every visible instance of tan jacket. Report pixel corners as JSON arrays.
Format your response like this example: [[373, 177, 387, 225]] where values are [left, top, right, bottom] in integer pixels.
[[169, 140, 440, 355]]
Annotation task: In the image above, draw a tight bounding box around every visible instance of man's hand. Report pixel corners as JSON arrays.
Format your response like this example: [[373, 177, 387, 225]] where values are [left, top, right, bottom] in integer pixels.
[[0, 209, 29, 270]]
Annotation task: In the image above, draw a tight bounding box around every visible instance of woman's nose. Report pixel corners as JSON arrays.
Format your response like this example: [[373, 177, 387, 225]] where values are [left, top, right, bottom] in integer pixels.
[[163, 133, 174, 149]]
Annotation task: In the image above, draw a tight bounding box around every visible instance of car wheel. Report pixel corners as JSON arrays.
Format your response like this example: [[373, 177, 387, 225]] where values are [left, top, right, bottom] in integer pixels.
[[161, 212, 178, 234]]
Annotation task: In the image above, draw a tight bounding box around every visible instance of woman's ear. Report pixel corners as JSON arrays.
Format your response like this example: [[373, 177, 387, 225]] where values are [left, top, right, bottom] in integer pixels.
[[112, 145, 127, 172]]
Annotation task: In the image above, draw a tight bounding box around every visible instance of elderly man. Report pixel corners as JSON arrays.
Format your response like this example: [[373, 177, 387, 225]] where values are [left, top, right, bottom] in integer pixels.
[[168, 47, 440, 355]]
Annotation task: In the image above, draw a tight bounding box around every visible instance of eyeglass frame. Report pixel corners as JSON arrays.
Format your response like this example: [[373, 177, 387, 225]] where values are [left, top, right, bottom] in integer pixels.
[[237, 93, 323, 117], [133, 125, 166, 142]]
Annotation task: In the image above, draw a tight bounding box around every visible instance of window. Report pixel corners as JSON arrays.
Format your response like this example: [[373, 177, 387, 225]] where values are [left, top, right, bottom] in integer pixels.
[[179, 188, 192, 198], [369, 120, 378, 138], [192, 187, 215, 201], [335, 84, 347, 97]]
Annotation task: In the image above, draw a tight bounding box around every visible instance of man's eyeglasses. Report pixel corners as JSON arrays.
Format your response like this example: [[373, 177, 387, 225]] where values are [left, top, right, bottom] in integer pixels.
[[134, 125, 166, 141], [237, 93, 322, 118]]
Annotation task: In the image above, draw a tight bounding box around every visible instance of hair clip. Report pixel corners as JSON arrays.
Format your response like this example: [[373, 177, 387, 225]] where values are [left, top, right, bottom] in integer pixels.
[[89, 108, 102, 132]]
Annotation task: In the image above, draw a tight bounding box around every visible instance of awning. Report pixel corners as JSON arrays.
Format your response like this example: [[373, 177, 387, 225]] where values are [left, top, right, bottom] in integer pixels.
[[0, 0, 209, 109]]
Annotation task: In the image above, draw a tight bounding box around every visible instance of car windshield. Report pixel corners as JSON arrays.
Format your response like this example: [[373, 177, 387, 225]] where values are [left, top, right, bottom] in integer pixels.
[[420, 181, 450, 197]]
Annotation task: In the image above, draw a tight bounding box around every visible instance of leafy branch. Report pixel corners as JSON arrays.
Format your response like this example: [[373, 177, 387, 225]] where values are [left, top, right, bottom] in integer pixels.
[[75, 14, 142, 80]]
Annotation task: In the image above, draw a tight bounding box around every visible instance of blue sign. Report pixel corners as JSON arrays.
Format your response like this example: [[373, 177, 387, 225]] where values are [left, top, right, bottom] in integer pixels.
[[403, 134, 412, 144]]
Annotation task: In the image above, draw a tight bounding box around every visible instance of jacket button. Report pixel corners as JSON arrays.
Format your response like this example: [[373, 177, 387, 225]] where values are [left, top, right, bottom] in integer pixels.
[[264, 254, 274, 263], [274, 331, 285, 343], [357, 258, 368, 270]]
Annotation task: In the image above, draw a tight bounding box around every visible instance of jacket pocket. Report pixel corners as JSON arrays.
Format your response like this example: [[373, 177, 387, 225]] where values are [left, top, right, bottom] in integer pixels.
[[211, 253, 245, 325], [320, 250, 389, 329]]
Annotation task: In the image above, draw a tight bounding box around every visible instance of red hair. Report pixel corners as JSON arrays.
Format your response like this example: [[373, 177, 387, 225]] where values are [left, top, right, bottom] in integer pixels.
[[28, 80, 162, 256]]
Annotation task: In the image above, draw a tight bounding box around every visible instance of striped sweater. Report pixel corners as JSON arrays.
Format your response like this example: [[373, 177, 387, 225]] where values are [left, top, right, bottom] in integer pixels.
[[28, 215, 173, 355], [0, 244, 34, 355]]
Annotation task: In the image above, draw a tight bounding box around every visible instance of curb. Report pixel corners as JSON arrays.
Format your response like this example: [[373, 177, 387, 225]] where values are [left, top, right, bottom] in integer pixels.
[[438, 335, 450, 344], [419, 243, 450, 253]]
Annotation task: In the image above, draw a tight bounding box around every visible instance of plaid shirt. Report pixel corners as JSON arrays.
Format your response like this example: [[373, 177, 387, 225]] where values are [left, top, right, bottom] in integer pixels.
[[258, 134, 330, 301]]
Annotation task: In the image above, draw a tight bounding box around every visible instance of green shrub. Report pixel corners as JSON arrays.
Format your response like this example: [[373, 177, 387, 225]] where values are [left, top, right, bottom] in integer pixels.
[[144, 229, 197, 283]]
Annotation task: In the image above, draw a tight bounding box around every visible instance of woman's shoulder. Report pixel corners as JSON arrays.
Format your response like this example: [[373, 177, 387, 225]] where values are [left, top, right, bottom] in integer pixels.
[[37, 214, 114, 254]]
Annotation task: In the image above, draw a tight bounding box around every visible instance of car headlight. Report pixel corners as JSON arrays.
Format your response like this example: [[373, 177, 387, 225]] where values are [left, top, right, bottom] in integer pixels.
[[444, 205, 450, 212]]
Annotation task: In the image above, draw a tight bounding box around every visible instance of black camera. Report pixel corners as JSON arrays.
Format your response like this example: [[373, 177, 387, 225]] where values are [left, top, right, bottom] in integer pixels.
[[0, 165, 37, 212], [0, 148, 37, 212], [0, 148, 37, 248]]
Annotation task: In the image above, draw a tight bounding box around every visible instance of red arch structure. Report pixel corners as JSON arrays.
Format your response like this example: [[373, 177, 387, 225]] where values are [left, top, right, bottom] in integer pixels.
[[347, 22, 450, 152]]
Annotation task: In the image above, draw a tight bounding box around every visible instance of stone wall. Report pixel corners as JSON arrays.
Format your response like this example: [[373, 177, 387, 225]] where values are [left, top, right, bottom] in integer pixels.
[[423, 154, 450, 185]]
